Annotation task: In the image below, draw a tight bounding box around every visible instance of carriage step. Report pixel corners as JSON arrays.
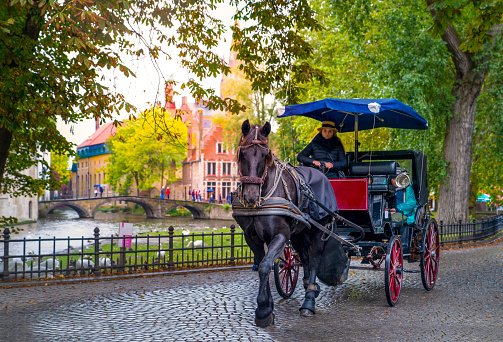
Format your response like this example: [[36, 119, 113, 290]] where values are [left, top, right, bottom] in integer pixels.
[[349, 265, 384, 272], [402, 269, 420, 273]]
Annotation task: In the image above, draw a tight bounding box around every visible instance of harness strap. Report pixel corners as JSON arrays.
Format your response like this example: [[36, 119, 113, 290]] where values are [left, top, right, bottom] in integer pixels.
[[303, 215, 361, 255], [232, 207, 311, 232]]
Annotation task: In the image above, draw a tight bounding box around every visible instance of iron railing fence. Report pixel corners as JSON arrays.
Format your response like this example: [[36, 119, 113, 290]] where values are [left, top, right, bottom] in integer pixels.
[[2, 215, 502, 281], [1, 225, 253, 282], [439, 214, 503, 245]]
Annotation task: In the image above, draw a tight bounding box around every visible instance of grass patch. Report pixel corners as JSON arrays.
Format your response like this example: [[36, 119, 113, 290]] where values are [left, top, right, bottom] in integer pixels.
[[97, 205, 120, 213], [33, 227, 251, 272]]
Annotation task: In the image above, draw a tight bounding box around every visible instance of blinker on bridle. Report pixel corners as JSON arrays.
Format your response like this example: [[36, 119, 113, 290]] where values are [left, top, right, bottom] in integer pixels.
[[238, 126, 270, 185]]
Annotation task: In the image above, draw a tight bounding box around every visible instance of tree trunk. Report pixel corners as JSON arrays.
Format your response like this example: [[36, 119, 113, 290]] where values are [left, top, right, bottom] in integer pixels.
[[437, 82, 481, 223], [0, 128, 13, 188], [426, 17, 487, 224]]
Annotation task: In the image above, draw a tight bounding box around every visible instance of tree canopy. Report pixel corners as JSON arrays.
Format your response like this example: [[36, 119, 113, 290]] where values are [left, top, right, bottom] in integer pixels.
[[104, 106, 187, 195], [0, 0, 324, 198], [50, 151, 71, 186], [287, 0, 503, 222]]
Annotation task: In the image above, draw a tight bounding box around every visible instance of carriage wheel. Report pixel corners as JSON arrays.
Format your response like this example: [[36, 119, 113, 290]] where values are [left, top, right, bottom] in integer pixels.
[[273, 244, 300, 299], [421, 218, 440, 291], [385, 235, 403, 306]]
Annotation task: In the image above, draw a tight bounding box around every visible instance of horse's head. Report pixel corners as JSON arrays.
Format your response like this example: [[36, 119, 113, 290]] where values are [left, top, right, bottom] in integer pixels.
[[237, 120, 273, 207]]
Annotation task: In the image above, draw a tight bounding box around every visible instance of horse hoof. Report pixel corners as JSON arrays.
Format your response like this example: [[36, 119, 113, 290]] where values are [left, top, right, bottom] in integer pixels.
[[300, 298, 316, 315], [299, 308, 315, 317], [255, 313, 275, 327]]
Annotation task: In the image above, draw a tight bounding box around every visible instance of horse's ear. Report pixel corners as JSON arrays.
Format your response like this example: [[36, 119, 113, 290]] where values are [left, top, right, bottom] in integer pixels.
[[242, 120, 251, 136], [261, 122, 271, 137]]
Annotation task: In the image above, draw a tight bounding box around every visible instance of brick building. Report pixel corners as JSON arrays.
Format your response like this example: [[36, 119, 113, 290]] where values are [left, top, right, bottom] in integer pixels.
[[166, 86, 238, 202], [166, 38, 242, 203]]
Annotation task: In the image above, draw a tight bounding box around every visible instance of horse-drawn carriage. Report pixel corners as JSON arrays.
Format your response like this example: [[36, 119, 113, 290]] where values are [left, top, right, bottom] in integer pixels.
[[232, 99, 439, 327]]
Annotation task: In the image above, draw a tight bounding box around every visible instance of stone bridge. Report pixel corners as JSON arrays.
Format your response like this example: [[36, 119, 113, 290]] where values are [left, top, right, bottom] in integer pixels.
[[38, 196, 233, 220]]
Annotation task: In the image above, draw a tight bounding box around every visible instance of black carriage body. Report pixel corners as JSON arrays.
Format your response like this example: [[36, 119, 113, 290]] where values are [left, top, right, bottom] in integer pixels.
[[275, 99, 439, 305], [331, 150, 429, 258]]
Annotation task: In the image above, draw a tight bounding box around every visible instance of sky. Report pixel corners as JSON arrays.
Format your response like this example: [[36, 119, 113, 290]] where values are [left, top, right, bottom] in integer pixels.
[[57, 3, 237, 148]]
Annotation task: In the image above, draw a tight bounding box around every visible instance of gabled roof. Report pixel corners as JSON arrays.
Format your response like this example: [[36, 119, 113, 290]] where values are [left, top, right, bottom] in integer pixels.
[[77, 122, 119, 148]]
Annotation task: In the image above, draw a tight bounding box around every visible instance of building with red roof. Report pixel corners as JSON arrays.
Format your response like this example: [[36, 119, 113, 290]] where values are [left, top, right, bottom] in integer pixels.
[[71, 121, 119, 198]]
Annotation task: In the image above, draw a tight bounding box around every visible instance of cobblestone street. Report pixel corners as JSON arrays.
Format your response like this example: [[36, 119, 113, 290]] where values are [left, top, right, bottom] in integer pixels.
[[1, 241, 502, 342]]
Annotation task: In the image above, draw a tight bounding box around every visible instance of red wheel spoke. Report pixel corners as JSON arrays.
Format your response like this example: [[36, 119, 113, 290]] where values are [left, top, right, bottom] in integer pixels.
[[424, 252, 430, 263], [281, 270, 288, 288], [288, 270, 295, 291]]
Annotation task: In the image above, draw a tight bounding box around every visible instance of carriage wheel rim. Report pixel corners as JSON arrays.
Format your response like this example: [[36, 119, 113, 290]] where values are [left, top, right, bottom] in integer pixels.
[[388, 238, 403, 302], [424, 221, 439, 287], [277, 247, 299, 296]]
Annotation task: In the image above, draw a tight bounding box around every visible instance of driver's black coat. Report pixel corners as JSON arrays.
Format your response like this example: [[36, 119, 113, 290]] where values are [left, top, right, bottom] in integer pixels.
[[297, 133, 347, 178]]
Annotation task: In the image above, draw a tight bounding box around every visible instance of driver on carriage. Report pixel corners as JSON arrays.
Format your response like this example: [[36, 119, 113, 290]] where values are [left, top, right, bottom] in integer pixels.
[[390, 166, 417, 225], [297, 121, 348, 179]]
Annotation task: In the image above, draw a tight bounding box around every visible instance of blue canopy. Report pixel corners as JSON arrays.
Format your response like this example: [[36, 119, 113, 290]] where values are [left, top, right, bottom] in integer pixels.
[[278, 98, 428, 133]]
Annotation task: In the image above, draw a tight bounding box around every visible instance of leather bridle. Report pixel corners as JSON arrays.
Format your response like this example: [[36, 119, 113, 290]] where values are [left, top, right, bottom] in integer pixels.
[[237, 126, 271, 185]]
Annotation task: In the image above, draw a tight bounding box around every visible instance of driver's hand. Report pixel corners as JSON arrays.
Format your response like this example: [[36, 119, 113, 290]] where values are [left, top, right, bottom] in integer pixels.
[[325, 162, 333, 169], [313, 160, 321, 167]]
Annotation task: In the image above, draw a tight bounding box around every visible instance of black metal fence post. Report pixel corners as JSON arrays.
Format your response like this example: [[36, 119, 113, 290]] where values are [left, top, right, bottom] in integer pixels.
[[458, 219, 462, 242], [230, 224, 235, 266], [1, 228, 10, 281], [439, 220, 444, 243], [168, 226, 174, 270], [93, 227, 101, 276]]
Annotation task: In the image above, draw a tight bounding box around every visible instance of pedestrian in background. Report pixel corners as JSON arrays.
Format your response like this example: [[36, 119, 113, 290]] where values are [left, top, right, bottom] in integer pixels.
[[166, 187, 170, 200], [94, 188, 98, 198], [226, 193, 231, 204], [191, 189, 195, 201], [100, 186, 104, 198], [160, 186, 165, 199], [198, 190, 202, 202]]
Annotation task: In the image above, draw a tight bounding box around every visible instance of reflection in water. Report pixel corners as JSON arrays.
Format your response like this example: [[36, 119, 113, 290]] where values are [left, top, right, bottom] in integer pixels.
[[1, 210, 237, 256]]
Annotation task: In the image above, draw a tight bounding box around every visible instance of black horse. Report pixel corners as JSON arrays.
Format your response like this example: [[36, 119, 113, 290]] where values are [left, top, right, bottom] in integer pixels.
[[233, 120, 349, 327]]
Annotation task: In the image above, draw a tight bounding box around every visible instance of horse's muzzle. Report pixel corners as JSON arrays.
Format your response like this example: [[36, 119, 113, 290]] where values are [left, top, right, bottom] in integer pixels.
[[242, 185, 261, 207]]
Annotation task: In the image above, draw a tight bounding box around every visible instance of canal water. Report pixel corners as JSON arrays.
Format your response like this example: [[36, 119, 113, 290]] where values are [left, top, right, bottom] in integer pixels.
[[2, 210, 237, 256]]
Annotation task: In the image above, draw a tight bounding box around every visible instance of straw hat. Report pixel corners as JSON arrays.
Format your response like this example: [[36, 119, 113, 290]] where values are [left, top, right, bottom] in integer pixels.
[[317, 121, 338, 133]]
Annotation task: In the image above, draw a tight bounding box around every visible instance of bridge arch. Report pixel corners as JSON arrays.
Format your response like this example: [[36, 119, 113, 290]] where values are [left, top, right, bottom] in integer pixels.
[[91, 197, 156, 218], [39, 197, 229, 220], [44, 203, 91, 218]]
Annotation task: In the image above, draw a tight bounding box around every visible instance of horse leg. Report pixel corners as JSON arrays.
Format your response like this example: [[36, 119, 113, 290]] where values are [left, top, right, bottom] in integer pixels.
[[299, 235, 325, 317], [255, 233, 287, 327]]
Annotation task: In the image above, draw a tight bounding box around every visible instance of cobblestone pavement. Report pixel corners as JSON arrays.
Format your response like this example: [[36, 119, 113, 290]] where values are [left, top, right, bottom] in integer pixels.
[[1, 241, 502, 342]]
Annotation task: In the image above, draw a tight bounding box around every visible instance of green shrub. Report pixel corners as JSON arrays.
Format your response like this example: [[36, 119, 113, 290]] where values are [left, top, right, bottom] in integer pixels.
[[133, 204, 146, 215], [222, 203, 231, 211], [97, 205, 120, 213], [166, 206, 191, 216], [120, 206, 132, 213]]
